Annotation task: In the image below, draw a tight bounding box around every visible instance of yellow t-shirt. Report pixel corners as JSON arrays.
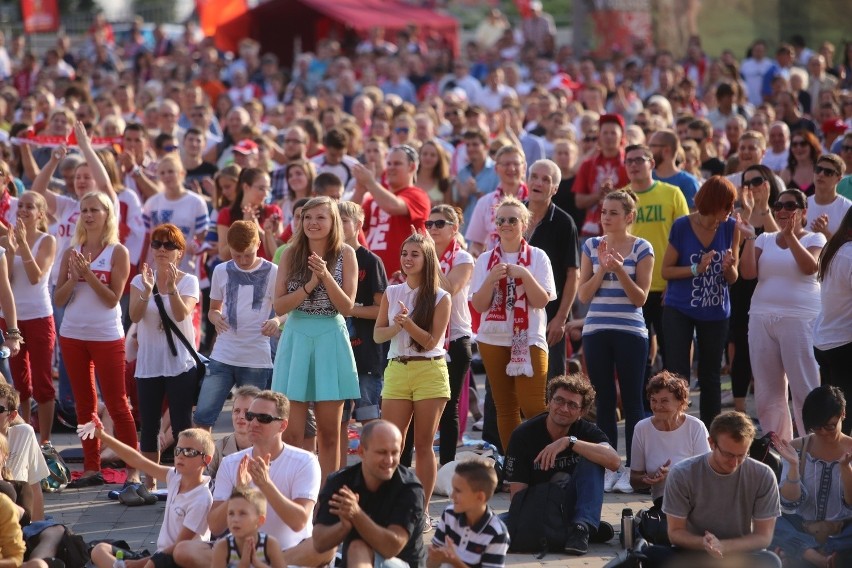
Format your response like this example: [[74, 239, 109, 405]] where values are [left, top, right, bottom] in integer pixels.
[[629, 181, 689, 292]]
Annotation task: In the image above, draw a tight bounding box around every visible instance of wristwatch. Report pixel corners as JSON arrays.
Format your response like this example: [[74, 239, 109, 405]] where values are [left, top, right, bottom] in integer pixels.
[[567, 436, 577, 451]]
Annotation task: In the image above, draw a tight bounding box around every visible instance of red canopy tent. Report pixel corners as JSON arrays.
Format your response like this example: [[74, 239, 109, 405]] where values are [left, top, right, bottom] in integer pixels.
[[215, 0, 459, 67]]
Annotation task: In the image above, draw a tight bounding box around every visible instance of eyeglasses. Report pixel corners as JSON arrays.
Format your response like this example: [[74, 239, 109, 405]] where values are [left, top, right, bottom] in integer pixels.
[[713, 444, 747, 461], [812, 421, 841, 432], [174, 447, 205, 458], [551, 396, 582, 410], [815, 165, 840, 176], [624, 156, 650, 166], [162, 145, 178, 152], [583, 136, 598, 143], [742, 175, 766, 187], [151, 240, 180, 251], [790, 140, 808, 148], [495, 216, 521, 226], [245, 411, 284, 424], [772, 201, 804, 212], [425, 220, 452, 229], [498, 161, 523, 169]]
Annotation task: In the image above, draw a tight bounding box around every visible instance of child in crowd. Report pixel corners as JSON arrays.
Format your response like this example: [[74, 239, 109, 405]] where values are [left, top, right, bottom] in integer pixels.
[[429, 458, 509, 568], [84, 418, 214, 568], [211, 488, 285, 568], [208, 386, 260, 481]]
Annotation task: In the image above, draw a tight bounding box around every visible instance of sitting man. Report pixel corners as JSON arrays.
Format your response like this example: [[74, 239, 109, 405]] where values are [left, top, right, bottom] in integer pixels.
[[644, 411, 782, 568], [504, 374, 620, 555], [173, 390, 334, 567], [313, 420, 426, 567]]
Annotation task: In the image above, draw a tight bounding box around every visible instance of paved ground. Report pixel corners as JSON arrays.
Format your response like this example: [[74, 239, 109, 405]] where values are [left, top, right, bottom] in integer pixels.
[[43, 376, 735, 567]]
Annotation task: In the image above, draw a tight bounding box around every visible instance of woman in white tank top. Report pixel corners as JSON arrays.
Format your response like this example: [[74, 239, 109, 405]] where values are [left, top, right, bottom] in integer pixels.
[[0, 191, 56, 442]]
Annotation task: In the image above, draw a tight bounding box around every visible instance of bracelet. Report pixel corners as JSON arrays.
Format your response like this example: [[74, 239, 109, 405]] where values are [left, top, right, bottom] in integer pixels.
[[302, 284, 312, 296], [6, 328, 21, 336], [690, 263, 699, 277], [140, 294, 151, 302], [745, 235, 757, 241]]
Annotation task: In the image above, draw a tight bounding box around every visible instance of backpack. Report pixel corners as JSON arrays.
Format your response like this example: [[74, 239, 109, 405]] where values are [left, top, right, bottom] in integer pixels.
[[25, 526, 90, 568], [40, 443, 71, 493], [506, 482, 568, 556]]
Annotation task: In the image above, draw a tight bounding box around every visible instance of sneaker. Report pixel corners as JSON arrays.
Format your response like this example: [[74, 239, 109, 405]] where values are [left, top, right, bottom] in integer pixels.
[[613, 469, 634, 494], [591, 520, 615, 544], [604, 468, 621, 493], [564, 523, 589, 555], [472, 419, 484, 432], [423, 514, 433, 533]]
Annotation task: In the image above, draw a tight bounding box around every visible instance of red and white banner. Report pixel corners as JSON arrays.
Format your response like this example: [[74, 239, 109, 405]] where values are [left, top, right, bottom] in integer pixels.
[[20, 0, 60, 34], [10, 130, 122, 150]]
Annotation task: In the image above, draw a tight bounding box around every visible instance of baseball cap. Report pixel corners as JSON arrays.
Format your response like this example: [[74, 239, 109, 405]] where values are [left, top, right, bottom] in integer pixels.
[[233, 139, 259, 155]]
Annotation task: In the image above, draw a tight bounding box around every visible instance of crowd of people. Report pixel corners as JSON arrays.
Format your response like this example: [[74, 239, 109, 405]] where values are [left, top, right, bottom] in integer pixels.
[[0, 3, 847, 567]]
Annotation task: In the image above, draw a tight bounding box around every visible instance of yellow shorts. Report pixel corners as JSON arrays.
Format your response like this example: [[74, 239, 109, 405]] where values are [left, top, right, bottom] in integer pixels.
[[382, 358, 450, 402]]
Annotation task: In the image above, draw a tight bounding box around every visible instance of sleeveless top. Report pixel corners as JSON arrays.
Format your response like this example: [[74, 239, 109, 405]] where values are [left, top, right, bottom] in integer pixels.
[[59, 244, 124, 341], [226, 533, 269, 568], [288, 253, 344, 316], [10, 235, 52, 320]]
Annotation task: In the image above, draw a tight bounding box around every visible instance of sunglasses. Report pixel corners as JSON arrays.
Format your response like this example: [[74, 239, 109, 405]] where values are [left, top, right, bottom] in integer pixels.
[[583, 136, 598, 143], [814, 165, 839, 176], [790, 140, 808, 147], [0, 405, 8, 414], [151, 240, 180, 251], [625, 156, 650, 166], [772, 201, 804, 212], [174, 447, 205, 458], [742, 175, 766, 187], [425, 220, 452, 229], [495, 216, 521, 226], [245, 411, 284, 424], [394, 127, 410, 134]]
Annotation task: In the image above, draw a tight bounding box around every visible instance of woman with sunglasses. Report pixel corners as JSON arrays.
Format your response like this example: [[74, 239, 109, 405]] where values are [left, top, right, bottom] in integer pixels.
[[727, 165, 780, 414], [128, 224, 199, 486], [770, 385, 852, 566], [217, 167, 282, 262], [55, 192, 139, 488], [781, 130, 821, 197], [739, 188, 825, 441], [427, 205, 473, 465], [471, 196, 556, 451]]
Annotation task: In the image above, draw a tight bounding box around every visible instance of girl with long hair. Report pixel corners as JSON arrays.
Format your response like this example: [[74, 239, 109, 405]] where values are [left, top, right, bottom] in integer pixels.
[[782, 130, 821, 197], [416, 140, 451, 206], [281, 160, 315, 225], [216, 167, 282, 262]]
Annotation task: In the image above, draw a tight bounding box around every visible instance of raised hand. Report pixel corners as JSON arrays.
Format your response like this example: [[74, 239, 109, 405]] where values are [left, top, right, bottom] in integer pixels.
[[734, 213, 756, 239], [140, 262, 155, 293], [697, 250, 715, 274], [164, 262, 179, 292], [770, 433, 799, 465], [73, 121, 92, 147], [393, 300, 410, 329], [200, 177, 216, 197], [782, 209, 801, 240], [52, 144, 68, 163], [307, 252, 330, 282], [487, 262, 508, 285], [3, 223, 17, 256], [740, 187, 754, 219], [721, 249, 735, 272], [810, 213, 829, 235], [352, 163, 375, 188]]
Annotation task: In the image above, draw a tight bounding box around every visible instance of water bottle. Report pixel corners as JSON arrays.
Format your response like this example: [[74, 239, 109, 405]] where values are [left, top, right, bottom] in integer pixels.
[[113, 550, 126, 568], [621, 507, 635, 550]]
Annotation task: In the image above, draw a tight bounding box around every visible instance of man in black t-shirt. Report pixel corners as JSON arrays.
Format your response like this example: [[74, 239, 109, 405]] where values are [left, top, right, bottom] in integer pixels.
[[504, 374, 620, 555]]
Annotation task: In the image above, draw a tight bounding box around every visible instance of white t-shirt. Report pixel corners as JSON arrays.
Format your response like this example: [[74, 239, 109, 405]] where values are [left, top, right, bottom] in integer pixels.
[[118, 189, 146, 267], [740, 57, 775, 106], [814, 242, 852, 350], [446, 249, 474, 341], [213, 446, 320, 550], [750, 231, 827, 318], [142, 192, 209, 276], [131, 273, 200, 378], [630, 414, 710, 501], [762, 149, 789, 173], [470, 246, 557, 351], [7, 423, 50, 485], [159, 468, 212, 551], [209, 259, 277, 368], [806, 194, 852, 236], [386, 283, 450, 359], [49, 194, 81, 286]]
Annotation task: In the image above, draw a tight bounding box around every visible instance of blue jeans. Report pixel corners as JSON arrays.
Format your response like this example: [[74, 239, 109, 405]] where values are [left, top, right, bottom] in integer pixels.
[[583, 330, 648, 465], [663, 307, 729, 428], [547, 335, 566, 379], [772, 513, 852, 559], [642, 545, 782, 568], [193, 359, 272, 427]]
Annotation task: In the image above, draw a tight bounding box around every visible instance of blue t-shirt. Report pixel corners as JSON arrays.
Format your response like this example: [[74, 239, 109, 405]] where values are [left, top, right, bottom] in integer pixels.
[[654, 170, 700, 209], [664, 216, 736, 321]]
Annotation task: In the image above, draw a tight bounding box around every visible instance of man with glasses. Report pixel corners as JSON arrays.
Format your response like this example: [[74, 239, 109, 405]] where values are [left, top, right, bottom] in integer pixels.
[[643, 411, 781, 568], [807, 153, 851, 238], [174, 390, 334, 568], [504, 374, 620, 555], [837, 133, 852, 200], [270, 125, 308, 202]]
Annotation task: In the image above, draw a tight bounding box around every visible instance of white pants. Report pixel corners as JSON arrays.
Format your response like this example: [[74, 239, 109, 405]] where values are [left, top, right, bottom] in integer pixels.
[[749, 313, 820, 440]]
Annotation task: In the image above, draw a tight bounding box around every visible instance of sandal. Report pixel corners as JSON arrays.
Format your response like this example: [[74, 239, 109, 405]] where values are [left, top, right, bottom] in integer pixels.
[[118, 484, 145, 506], [66, 473, 105, 489]]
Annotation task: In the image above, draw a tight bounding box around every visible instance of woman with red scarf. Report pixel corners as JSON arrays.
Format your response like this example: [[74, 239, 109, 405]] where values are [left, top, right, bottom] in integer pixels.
[[427, 204, 473, 465], [470, 196, 557, 451]]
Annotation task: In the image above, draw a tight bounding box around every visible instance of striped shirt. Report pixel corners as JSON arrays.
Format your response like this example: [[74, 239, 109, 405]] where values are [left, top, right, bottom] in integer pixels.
[[432, 505, 509, 568], [582, 236, 653, 338]]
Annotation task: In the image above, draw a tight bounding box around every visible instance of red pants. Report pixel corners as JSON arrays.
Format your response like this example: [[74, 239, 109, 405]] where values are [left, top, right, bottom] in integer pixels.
[[59, 336, 138, 472], [1, 316, 56, 404]]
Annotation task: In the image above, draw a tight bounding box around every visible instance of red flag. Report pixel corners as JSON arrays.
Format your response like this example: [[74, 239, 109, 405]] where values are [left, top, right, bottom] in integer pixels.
[[20, 0, 60, 33], [197, 0, 248, 37]]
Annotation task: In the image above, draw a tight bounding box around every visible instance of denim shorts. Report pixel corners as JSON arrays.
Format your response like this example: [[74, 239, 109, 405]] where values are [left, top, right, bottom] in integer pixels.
[[193, 359, 272, 427]]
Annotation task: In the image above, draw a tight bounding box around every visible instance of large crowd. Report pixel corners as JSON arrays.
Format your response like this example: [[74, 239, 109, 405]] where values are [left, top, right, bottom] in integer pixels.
[[0, 2, 848, 567]]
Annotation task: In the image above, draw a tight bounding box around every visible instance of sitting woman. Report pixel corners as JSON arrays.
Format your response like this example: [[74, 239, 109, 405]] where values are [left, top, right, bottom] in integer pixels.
[[771, 385, 852, 567]]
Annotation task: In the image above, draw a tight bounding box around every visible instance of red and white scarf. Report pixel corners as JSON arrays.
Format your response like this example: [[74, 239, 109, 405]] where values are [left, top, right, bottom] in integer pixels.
[[439, 239, 461, 356], [485, 239, 533, 376], [486, 183, 529, 251]]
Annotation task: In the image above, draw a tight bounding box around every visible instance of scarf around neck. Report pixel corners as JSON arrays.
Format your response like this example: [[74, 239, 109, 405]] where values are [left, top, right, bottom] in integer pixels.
[[485, 239, 533, 376]]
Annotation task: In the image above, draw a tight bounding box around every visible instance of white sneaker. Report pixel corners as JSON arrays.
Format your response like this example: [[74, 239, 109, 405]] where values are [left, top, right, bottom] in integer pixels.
[[613, 469, 634, 494], [604, 468, 621, 493]]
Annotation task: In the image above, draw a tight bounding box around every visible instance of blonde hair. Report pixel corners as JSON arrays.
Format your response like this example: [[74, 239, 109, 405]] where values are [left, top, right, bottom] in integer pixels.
[[0, 433, 11, 481], [73, 192, 119, 247], [495, 195, 530, 225], [19, 191, 49, 233], [178, 427, 215, 456], [338, 201, 365, 224]]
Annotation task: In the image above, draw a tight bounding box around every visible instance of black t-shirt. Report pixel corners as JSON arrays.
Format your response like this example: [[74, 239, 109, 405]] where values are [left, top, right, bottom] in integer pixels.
[[316, 463, 426, 567], [185, 161, 219, 187], [349, 246, 388, 375], [526, 202, 580, 322], [504, 413, 609, 487], [552, 176, 585, 232]]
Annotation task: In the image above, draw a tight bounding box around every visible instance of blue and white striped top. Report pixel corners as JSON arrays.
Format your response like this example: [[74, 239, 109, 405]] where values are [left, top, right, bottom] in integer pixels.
[[582, 236, 653, 338]]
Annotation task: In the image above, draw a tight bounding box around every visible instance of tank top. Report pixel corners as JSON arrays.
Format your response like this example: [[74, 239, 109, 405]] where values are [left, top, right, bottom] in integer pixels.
[[59, 244, 124, 341], [10, 234, 52, 320], [288, 253, 344, 316], [226, 533, 269, 568]]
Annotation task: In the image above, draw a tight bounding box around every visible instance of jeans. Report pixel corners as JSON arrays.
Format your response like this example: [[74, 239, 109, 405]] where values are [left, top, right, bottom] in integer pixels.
[[353, 372, 383, 421], [547, 335, 566, 379], [663, 307, 728, 428], [136, 368, 198, 453], [772, 513, 852, 559], [815, 342, 852, 434], [438, 337, 472, 465], [193, 359, 272, 427], [641, 546, 782, 568], [583, 330, 648, 465]]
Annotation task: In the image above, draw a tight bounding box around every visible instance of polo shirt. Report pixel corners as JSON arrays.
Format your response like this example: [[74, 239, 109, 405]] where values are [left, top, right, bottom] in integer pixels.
[[432, 505, 509, 568], [526, 201, 580, 322]]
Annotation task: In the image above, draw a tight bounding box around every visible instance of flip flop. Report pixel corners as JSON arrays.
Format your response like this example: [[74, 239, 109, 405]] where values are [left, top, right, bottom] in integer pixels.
[[118, 484, 145, 506]]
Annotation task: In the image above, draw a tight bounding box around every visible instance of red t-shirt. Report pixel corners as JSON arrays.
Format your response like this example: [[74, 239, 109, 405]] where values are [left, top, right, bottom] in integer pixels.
[[572, 152, 628, 236], [362, 186, 430, 276], [217, 204, 283, 260]]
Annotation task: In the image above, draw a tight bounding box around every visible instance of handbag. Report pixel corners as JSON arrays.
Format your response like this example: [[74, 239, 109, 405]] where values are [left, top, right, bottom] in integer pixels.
[[635, 497, 669, 545], [749, 431, 783, 481], [151, 284, 208, 396], [40, 443, 71, 493]]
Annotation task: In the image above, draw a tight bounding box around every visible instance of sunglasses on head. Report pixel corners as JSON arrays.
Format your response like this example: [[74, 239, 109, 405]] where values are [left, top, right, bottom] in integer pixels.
[[151, 240, 180, 251], [495, 216, 521, 226], [814, 165, 839, 176], [742, 175, 766, 187], [245, 411, 284, 424], [425, 220, 452, 229], [174, 447, 205, 458], [772, 201, 803, 212]]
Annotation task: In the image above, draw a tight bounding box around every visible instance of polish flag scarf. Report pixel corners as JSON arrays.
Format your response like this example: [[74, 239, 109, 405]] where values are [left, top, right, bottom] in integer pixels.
[[485, 239, 533, 376]]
